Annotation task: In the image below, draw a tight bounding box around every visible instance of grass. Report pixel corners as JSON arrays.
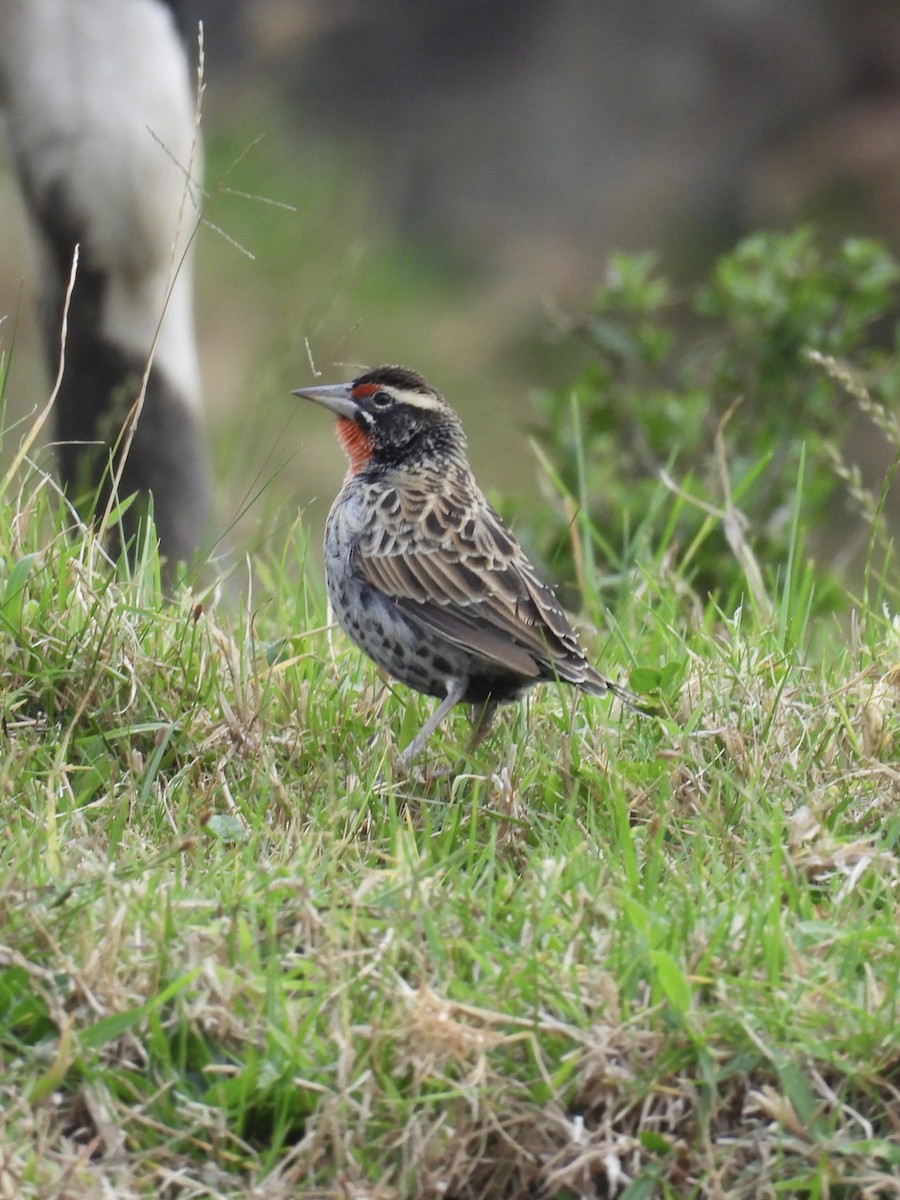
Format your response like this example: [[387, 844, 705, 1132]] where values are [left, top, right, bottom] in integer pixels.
[[0, 395, 899, 1199]]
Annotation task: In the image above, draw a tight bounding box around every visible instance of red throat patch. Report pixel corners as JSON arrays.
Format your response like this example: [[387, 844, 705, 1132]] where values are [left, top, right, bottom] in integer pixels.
[[335, 417, 374, 475]]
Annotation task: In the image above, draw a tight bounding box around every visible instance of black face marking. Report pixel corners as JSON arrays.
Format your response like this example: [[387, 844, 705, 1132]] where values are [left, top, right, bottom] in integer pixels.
[[350, 383, 466, 470]]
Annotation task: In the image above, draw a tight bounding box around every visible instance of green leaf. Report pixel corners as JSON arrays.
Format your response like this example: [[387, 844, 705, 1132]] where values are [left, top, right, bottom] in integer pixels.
[[264, 638, 287, 667], [73, 734, 114, 806], [80, 969, 204, 1052], [1, 551, 39, 629], [204, 814, 249, 844], [138, 723, 177, 806], [650, 950, 691, 1015], [638, 1129, 673, 1155], [776, 1060, 820, 1132], [628, 667, 661, 694], [620, 1174, 661, 1200], [80, 1006, 147, 1051]]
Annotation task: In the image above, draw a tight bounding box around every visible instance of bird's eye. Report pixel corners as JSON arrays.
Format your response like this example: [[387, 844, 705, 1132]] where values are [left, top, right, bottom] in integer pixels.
[[369, 391, 394, 410]]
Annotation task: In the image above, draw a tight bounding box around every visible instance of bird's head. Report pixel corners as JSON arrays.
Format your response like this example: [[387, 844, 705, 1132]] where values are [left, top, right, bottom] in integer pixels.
[[292, 365, 466, 474]]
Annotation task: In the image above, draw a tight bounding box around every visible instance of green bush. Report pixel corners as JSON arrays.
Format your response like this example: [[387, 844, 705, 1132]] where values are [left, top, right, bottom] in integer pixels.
[[531, 229, 900, 610]]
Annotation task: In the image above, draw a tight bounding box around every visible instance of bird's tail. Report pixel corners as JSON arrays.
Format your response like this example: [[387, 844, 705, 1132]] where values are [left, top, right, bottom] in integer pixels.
[[580, 666, 645, 712]]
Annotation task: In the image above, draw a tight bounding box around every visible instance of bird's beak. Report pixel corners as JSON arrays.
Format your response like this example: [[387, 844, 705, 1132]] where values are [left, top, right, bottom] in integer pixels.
[[291, 382, 359, 421]]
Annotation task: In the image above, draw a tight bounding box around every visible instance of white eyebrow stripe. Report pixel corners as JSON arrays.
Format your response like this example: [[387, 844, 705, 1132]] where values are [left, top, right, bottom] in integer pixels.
[[395, 388, 444, 411]]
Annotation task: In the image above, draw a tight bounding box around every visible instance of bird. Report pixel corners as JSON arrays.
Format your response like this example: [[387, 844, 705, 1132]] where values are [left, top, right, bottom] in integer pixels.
[[293, 364, 634, 762]]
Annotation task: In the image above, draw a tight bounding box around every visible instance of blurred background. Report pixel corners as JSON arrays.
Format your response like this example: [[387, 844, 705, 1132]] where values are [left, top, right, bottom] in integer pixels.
[[3, 0, 900, 577]]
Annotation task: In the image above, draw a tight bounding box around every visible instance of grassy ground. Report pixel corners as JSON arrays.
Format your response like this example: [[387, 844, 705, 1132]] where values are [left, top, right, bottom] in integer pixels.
[[0, 395, 899, 1199]]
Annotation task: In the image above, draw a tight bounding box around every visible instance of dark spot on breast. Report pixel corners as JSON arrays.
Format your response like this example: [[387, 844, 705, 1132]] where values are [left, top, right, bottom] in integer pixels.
[[463, 518, 476, 540], [432, 655, 453, 674], [440, 500, 463, 527], [425, 509, 443, 539], [405, 491, 428, 517]]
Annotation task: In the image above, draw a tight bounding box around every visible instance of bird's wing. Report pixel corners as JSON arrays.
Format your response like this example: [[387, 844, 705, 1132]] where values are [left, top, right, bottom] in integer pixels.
[[353, 469, 614, 691]]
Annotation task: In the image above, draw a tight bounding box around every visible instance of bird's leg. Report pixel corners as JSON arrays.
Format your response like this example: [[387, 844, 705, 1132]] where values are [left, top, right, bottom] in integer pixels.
[[399, 678, 468, 764], [467, 700, 498, 752]]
